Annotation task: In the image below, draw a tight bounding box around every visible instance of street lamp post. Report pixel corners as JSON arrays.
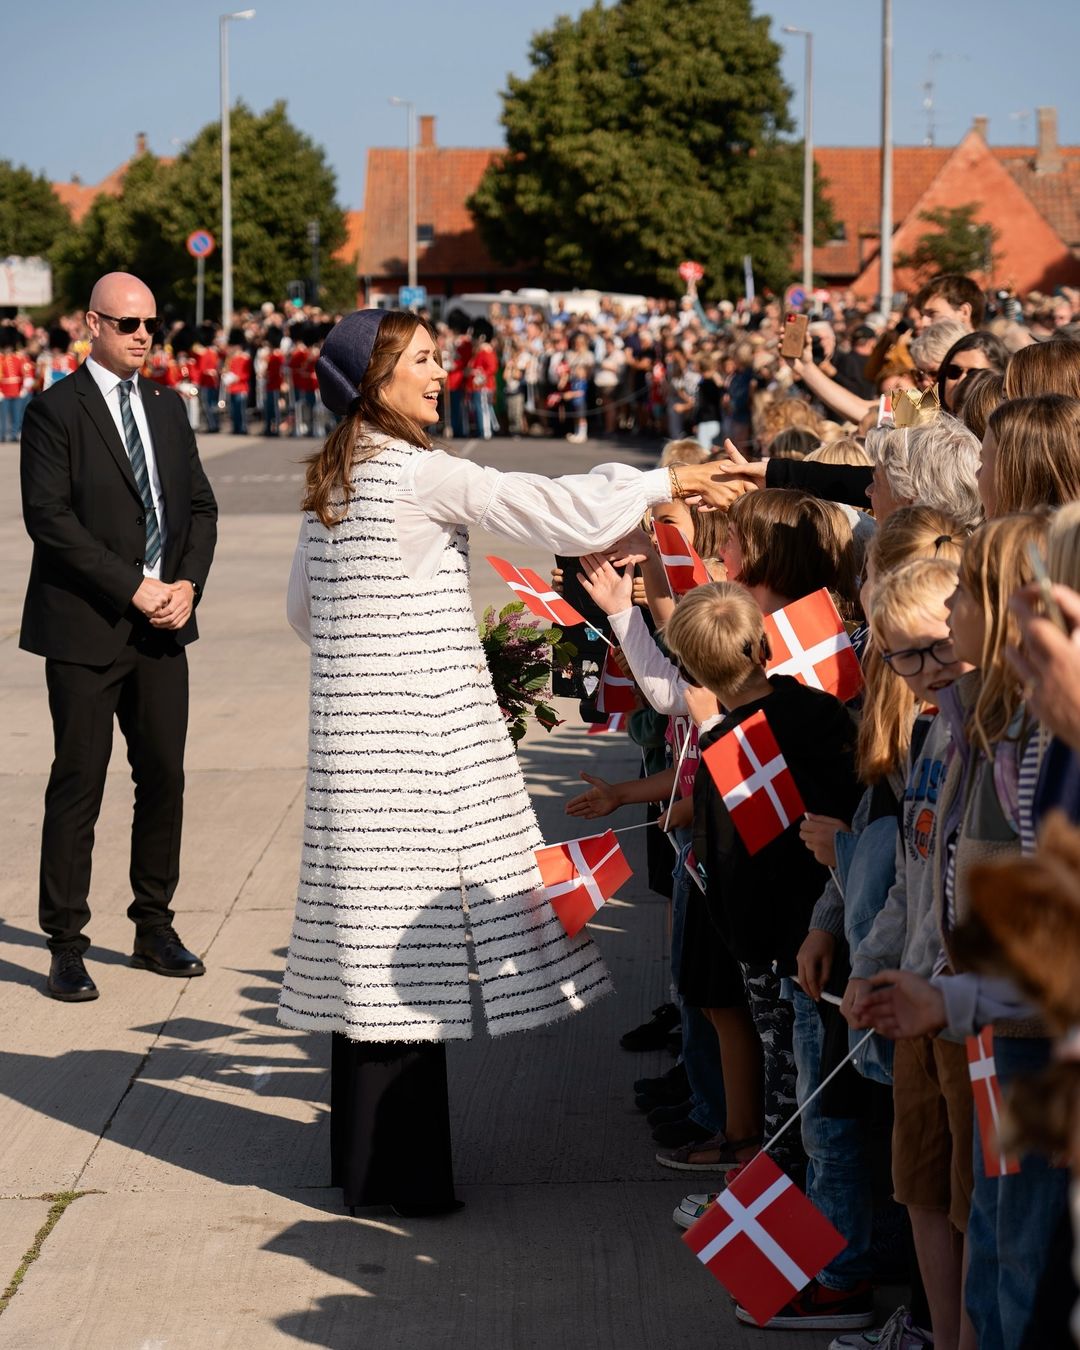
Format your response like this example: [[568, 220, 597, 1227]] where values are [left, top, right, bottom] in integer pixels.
[[389, 96, 417, 290], [783, 25, 814, 301], [220, 8, 255, 330], [879, 0, 894, 312]]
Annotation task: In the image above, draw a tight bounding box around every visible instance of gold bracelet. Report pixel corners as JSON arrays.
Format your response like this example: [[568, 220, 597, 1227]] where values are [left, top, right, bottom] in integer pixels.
[[669, 466, 684, 500]]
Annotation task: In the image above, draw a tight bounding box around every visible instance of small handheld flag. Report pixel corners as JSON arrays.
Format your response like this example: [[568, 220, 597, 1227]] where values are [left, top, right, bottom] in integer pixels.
[[683, 1152, 847, 1327], [765, 589, 862, 703], [587, 713, 627, 735], [597, 648, 638, 715], [701, 710, 805, 854], [535, 830, 633, 937], [486, 556, 586, 628], [966, 1028, 1020, 1178], [652, 520, 709, 596]]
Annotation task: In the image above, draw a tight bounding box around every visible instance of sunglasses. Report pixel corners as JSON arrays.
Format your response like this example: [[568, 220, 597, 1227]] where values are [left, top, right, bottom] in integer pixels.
[[93, 312, 161, 335], [942, 362, 972, 382]]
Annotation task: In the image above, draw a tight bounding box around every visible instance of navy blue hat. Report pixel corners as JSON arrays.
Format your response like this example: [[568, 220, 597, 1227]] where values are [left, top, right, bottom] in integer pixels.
[[316, 309, 389, 415]]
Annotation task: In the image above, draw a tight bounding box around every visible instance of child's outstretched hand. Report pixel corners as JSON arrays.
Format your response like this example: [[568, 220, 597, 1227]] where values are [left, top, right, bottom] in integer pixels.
[[566, 771, 622, 819], [799, 813, 850, 868], [577, 553, 637, 616]]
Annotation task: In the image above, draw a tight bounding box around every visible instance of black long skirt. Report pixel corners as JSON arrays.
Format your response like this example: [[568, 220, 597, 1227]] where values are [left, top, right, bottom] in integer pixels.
[[330, 1034, 459, 1213]]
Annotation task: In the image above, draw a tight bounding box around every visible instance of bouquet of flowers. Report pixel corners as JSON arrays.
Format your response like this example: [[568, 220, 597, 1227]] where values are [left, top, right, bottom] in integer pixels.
[[478, 602, 577, 744]]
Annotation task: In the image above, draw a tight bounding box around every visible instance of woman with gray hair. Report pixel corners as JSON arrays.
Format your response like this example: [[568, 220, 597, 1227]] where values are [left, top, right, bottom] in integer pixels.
[[908, 321, 969, 391], [865, 415, 983, 528]]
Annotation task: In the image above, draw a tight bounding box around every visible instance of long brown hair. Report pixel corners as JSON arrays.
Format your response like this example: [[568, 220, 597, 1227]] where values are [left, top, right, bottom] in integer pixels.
[[986, 395, 1080, 516], [302, 311, 439, 526]]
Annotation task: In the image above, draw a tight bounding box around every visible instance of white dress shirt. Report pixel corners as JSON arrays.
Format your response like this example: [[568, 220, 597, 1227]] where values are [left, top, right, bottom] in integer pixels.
[[85, 356, 167, 579], [287, 445, 671, 644]]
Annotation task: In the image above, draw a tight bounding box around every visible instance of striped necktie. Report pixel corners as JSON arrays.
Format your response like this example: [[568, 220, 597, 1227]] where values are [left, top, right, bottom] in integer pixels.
[[118, 379, 162, 568]]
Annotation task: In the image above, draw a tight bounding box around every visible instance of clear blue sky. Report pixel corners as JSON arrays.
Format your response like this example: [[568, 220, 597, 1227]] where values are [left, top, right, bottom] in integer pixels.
[[2, 0, 1077, 212]]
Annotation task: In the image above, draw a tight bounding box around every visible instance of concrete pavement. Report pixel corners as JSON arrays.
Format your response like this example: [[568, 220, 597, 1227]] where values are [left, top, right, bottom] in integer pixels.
[[0, 428, 856, 1349]]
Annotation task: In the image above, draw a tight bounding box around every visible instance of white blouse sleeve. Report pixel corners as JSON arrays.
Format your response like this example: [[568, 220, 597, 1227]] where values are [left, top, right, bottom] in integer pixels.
[[607, 606, 688, 716], [396, 449, 671, 556], [286, 516, 312, 646]]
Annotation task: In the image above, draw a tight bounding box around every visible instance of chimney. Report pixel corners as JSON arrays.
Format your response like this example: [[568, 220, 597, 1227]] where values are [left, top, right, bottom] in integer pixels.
[[972, 115, 989, 141], [1035, 106, 1062, 175], [418, 115, 435, 149], [135, 131, 148, 156]]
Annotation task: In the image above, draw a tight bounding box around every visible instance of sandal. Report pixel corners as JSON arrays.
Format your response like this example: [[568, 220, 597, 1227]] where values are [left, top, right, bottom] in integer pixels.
[[655, 1133, 762, 1173]]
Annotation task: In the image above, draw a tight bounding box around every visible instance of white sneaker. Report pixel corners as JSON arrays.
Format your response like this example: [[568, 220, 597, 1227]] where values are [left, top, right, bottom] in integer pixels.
[[672, 1192, 718, 1230], [828, 1307, 933, 1349]]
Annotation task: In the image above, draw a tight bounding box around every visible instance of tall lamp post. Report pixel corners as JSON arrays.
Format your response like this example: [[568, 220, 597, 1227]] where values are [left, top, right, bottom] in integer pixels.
[[783, 25, 814, 302], [220, 8, 255, 329], [389, 96, 417, 290], [879, 0, 894, 312]]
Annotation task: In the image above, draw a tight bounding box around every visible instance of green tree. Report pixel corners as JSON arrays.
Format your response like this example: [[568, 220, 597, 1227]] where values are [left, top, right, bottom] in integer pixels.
[[896, 204, 1000, 281], [0, 161, 73, 258], [468, 0, 830, 296], [54, 102, 354, 316]]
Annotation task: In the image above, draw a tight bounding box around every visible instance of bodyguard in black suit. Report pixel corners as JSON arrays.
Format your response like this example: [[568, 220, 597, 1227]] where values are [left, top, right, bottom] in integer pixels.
[[20, 272, 218, 1001]]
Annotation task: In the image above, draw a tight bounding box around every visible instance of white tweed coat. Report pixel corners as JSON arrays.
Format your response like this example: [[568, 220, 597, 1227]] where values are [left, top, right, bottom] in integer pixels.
[[278, 441, 614, 1042]]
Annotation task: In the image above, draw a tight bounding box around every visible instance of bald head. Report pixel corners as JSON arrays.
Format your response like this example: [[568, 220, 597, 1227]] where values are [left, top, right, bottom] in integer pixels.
[[86, 272, 158, 379], [88, 272, 155, 317]]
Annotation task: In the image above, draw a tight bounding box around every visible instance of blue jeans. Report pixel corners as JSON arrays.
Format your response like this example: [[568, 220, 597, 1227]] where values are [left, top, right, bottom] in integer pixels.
[[786, 981, 874, 1290], [449, 389, 468, 438], [671, 832, 726, 1135], [964, 1035, 1069, 1349], [0, 393, 30, 441]]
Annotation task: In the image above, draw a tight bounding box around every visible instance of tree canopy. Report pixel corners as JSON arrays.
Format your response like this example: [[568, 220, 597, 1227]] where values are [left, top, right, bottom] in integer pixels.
[[0, 161, 72, 259], [468, 0, 830, 297], [896, 204, 1000, 282], [52, 102, 354, 316]]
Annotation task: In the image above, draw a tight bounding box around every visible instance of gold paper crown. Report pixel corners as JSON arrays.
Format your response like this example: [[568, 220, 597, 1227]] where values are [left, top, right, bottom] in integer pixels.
[[892, 386, 941, 428]]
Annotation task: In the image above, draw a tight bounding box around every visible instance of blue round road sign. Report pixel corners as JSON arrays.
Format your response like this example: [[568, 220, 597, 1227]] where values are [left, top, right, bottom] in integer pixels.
[[187, 230, 216, 259]]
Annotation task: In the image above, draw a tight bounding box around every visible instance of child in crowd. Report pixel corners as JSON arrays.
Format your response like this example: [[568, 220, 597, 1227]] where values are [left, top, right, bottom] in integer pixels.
[[662, 584, 862, 1220]]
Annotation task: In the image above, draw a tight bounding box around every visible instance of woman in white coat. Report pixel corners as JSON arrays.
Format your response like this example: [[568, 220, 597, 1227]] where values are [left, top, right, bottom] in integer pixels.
[[283, 309, 735, 1216]]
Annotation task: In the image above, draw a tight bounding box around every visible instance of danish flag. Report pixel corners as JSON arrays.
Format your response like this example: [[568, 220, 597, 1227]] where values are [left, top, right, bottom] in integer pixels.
[[652, 520, 710, 596], [765, 589, 863, 703], [966, 1028, 1020, 1178], [587, 713, 627, 734], [535, 830, 633, 937], [702, 709, 805, 854], [486, 556, 586, 628], [683, 1152, 847, 1327], [597, 648, 638, 714]]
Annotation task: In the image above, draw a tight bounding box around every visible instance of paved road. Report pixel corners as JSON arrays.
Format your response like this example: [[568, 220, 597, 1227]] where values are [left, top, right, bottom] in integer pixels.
[[0, 431, 874, 1349]]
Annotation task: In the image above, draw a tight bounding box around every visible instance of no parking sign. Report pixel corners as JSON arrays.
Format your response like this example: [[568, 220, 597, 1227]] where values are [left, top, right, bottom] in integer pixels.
[[186, 230, 216, 259]]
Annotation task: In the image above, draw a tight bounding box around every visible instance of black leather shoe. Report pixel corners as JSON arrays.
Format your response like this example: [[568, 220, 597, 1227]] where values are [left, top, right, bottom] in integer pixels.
[[48, 949, 99, 1002], [620, 1001, 681, 1051], [131, 927, 205, 978]]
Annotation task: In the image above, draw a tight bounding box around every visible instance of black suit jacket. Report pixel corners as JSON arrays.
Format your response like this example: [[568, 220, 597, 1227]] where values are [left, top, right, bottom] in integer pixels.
[[19, 363, 218, 664]]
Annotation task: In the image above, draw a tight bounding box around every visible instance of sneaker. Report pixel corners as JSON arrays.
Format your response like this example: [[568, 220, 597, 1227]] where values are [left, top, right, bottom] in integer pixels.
[[737, 1278, 875, 1329], [646, 1099, 694, 1128], [828, 1307, 934, 1349], [672, 1192, 718, 1230], [651, 1117, 713, 1148], [634, 1062, 688, 1109], [621, 1002, 680, 1052]]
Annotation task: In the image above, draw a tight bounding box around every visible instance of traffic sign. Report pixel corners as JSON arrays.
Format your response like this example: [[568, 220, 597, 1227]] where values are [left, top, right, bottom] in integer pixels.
[[187, 230, 216, 259], [678, 260, 705, 284], [398, 285, 428, 309], [784, 284, 806, 312]]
